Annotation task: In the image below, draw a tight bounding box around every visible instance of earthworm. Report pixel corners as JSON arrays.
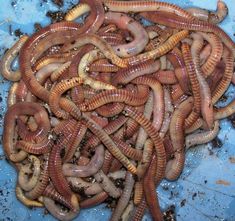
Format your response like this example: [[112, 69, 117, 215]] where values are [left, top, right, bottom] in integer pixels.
[[79, 86, 149, 112], [63, 145, 104, 177], [78, 49, 117, 90], [214, 99, 235, 120], [167, 47, 190, 94], [83, 115, 127, 152], [89, 58, 119, 72], [112, 136, 142, 161], [102, 150, 114, 174], [125, 30, 189, 66], [163, 136, 175, 161], [200, 44, 212, 64], [110, 172, 135, 221], [136, 139, 153, 178], [16, 138, 53, 155], [200, 32, 223, 77], [65, 3, 91, 21], [207, 60, 225, 94], [18, 155, 41, 191], [181, 43, 201, 128], [67, 177, 103, 195], [43, 185, 74, 210], [19, 21, 82, 95], [153, 70, 178, 85], [145, 28, 173, 52], [16, 185, 43, 207], [104, 1, 195, 19], [191, 33, 214, 129], [7, 82, 19, 107], [100, 32, 125, 45], [98, 24, 117, 33], [144, 154, 163, 221], [64, 34, 128, 68], [131, 198, 147, 221], [63, 122, 87, 162], [135, 92, 153, 149], [3, 102, 50, 162], [94, 170, 121, 198], [123, 106, 166, 183], [80, 192, 108, 208], [50, 61, 71, 82], [212, 48, 234, 104], [112, 59, 160, 85], [43, 197, 79, 221], [104, 12, 149, 57], [186, 0, 228, 23], [166, 97, 193, 180], [159, 87, 174, 138], [0, 35, 28, 81], [121, 201, 134, 221], [49, 77, 83, 119], [82, 113, 137, 174], [96, 103, 125, 117], [25, 154, 49, 200], [132, 76, 164, 131], [140, 10, 235, 56], [185, 118, 204, 134], [134, 181, 143, 205], [48, 142, 79, 210], [71, 86, 85, 105], [185, 120, 220, 149]]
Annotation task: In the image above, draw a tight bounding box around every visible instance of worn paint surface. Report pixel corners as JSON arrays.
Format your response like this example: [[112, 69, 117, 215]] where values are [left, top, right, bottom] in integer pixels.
[[0, 0, 234, 220]]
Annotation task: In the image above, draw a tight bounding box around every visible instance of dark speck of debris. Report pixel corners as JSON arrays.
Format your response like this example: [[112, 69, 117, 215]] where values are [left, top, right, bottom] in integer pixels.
[[219, 94, 228, 103], [163, 205, 176, 221], [114, 178, 125, 189], [0, 96, 2, 102], [11, 0, 17, 7], [204, 180, 208, 184], [228, 113, 235, 128], [34, 23, 42, 32], [180, 199, 186, 207], [105, 196, 117, 209], [211, 137, 223, 149], [46, 11, 65, 23], [52, 0, 64, 7], [14, 29, 24, 37], [192, 192, 197, 200]]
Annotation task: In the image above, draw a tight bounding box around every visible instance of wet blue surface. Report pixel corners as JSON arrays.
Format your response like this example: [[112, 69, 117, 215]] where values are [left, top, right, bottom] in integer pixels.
[[0, 0, 235, 220]]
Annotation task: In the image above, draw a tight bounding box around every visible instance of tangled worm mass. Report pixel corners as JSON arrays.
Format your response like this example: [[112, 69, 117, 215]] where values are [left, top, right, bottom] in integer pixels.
[[1, 0, 235, 220]]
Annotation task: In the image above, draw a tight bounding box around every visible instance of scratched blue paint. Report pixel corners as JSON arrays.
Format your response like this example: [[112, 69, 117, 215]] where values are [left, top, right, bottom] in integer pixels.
[[0, 0, 235, 220]]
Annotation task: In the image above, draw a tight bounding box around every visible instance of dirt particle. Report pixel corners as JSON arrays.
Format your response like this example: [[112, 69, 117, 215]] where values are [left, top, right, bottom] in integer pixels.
[[46, 11, 65, 23], [52, 0, 64, 7], [192, 192, 197, 200], [163, 205, 176, 221], [180, 199, 186, 207], [14, 29, 24, 37], [211, 137, 223, 149], [228, 113, 235, 128], [229, 156, 235, 164], [34, 23, 42, 32], [216, 179, 230, 186]]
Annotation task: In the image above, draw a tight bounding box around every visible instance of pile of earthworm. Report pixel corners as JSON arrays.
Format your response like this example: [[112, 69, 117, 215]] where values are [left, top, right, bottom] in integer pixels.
[[1, 0, 235, 220]]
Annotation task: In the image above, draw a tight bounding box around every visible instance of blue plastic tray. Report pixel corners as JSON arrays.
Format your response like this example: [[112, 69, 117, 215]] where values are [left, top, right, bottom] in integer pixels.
[[0, 0, 235, 220]]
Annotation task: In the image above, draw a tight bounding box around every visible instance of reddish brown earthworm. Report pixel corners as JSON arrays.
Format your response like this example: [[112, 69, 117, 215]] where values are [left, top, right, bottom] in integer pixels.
[[89, 58, 119, 72], [65, 3, 91, 21], [191, 33, 214, 129], [144, 154, 163, 221], [104, 1, 195, 19], [166, 97, 193, 180], [186, 120, 219, 149], [181, 43, 201, 128], [80, 192, 108, 208], [0, 35, 28, 81], [3, 102, 50, 162], [140, 10, 235, 55], [105, 12, 149, 57], [187, 0, 228, 24], [123, 106, 166, 183], [112, 59, 160, 85], [63, 145, 104, 177]]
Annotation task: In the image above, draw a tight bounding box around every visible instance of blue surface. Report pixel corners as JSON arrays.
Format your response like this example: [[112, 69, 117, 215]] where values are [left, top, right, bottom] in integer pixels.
[[0, 0, 235, 220]]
